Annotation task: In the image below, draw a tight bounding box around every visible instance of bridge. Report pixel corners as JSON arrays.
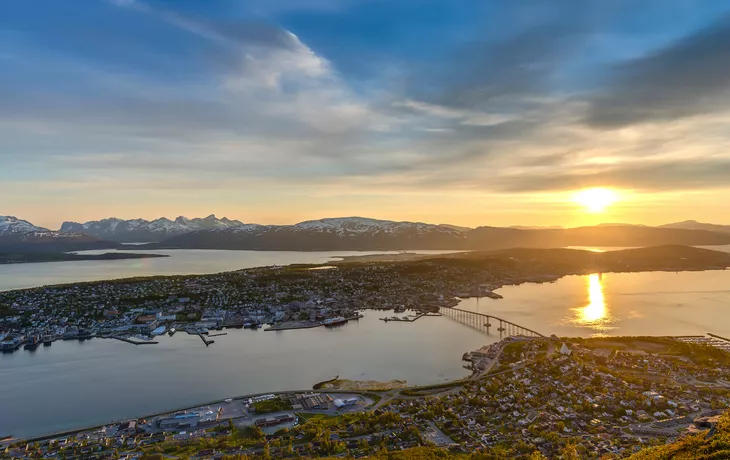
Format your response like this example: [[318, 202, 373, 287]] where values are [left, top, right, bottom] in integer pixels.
[[440, 306, 545, 338]]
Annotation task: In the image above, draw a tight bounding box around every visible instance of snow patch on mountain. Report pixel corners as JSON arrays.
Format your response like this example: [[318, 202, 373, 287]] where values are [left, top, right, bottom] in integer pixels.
[[0, 216, 50, 235], [290, 217, 462, 236], [59, 214, 250, 242]]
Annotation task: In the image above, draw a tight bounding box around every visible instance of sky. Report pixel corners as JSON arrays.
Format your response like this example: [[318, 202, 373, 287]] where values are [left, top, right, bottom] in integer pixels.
[[2, 0, 730, 229]]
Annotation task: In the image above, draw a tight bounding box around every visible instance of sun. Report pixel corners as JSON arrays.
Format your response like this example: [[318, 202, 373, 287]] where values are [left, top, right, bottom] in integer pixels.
[[572, 188, 618, 213]]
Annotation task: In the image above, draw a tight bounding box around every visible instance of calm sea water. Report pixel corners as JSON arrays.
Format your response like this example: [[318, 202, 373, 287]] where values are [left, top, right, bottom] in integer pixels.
[[458, 269, 730, 338], [2, 247, 730, 438], [1, 312, 491, 438], [0, 249, 463, 292]]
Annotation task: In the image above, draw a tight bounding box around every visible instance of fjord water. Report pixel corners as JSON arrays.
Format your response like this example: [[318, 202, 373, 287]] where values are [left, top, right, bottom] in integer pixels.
[[0, 249, 463, 291], [2, 247, 730, 438], [0, 312, 493, 438], [458, 269, 730, 338]]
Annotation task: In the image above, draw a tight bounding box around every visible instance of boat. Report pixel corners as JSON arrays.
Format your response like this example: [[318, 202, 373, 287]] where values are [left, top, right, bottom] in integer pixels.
[[168, 327, 176, 336], [323, 317, 348, 327], [24, 336, 41, 350], [76, 329, 93, 341]]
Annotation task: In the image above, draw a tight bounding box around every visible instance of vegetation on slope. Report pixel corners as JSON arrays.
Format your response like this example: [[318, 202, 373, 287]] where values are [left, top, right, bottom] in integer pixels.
[[629, 412, 730, 460]]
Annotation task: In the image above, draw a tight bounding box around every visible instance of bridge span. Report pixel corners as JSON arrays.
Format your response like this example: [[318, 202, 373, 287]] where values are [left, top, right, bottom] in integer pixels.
[[440, 306, 544, 338]]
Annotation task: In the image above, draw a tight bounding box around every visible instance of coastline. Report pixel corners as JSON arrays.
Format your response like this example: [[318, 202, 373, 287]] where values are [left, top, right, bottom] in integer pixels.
[[0, 252, 168, 265]]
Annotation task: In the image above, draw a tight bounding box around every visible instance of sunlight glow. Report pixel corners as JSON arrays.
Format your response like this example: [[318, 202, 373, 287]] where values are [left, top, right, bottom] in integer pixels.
[[572, 188, 619, 213], [580, 274, 607, 323]]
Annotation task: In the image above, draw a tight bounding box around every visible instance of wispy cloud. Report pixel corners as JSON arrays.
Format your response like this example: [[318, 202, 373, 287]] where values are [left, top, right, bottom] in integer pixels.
[[3, 0, 730, 226]]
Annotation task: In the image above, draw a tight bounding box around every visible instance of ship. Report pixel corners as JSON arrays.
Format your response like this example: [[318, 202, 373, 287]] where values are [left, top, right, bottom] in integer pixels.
[[168, 327, 176, 336], [323, 317, 348, 327]]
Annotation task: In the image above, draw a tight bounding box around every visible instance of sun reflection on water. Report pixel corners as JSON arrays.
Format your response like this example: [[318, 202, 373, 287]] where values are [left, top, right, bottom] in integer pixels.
[[573, 273, 615, 332]]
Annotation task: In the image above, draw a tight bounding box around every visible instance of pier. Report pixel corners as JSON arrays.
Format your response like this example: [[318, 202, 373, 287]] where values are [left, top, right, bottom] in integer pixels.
[[439, 306, 544, 338], [198, 333, 214, 346], [380, 313, 443, 322], [109, 336, 159, 346]]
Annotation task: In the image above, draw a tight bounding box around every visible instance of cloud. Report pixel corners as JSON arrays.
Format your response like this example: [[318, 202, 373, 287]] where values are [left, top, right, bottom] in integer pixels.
[[585, 16, 730, 128], [4, 0, 730, 212]]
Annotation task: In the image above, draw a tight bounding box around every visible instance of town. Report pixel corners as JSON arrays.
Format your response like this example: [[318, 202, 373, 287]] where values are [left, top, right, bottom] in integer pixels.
[[2, 246, 728, 352], [3, 334, 730, 459], [0, 258, 501, 351]]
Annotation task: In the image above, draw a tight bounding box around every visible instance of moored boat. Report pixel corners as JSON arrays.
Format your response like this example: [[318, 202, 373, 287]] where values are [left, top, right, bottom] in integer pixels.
[[323, 316, 348, 327]]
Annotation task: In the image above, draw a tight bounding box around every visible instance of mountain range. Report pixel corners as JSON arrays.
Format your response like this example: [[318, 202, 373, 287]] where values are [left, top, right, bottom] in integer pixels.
[[659, 220, 730, 234], [0, 216, 122, 252], [2, 214, 730, 253], [60, 214, 246, 243]]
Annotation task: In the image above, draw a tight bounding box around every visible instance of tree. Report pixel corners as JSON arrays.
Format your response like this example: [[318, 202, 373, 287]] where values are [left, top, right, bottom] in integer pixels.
[[140, 455, 163, 460], [559, 443, 580, 460]]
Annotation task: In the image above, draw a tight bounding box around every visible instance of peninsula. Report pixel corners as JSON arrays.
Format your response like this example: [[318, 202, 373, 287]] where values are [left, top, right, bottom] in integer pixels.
[[0, 252, 168, 265], [1, 245, 728, 352]]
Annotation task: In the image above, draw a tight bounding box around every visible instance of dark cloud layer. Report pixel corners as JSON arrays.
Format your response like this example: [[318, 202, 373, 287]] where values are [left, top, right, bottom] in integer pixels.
[[585, 16, 730, 128]]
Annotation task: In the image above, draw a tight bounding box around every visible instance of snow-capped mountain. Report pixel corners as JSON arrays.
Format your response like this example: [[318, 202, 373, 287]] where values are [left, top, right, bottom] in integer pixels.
[[0, 215, 120, 252], [153, 217, 471, 251], [0, 216, 49, 235], [289, 217, 469, 235], [151, 217, 730, 251], [60, 214, 247, 242]]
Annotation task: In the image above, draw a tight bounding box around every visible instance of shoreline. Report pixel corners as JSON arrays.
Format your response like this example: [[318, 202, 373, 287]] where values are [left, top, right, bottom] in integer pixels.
[[1, 245, 728, 293], [11, 386, 387, 444]]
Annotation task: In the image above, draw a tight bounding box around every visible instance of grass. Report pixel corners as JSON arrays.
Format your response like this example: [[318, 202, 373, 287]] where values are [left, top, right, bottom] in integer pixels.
[[250, 397, 293, 414], [629, 412, 730, 459], [297, 412, 340, 423]]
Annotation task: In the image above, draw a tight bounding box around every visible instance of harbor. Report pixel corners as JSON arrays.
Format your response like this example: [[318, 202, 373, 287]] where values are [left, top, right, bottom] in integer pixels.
[[265, 314, 364, 331], [380, 312, 443, 322]]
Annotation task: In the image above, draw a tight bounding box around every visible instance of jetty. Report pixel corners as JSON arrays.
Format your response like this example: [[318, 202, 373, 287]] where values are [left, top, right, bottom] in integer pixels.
[[380, 312, 442, 323], [109, 336, 159, 346], [266, 313, 363, 331], [198, 333, 214, 346]]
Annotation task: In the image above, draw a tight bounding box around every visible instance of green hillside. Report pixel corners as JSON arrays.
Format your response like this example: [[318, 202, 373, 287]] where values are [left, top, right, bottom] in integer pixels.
[[629, 412, 730, 460]]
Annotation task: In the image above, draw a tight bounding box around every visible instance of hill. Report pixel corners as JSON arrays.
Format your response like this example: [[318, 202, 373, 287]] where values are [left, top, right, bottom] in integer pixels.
[[149, 221, 730, 251], [660, 219, 730, 234], [0, 215, 121, 253], [629, 412, 729, 459], [59, 214, 247, 242]]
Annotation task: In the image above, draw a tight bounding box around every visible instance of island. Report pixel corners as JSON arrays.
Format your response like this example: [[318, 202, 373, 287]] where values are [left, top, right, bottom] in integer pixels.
[[1, 245, 729, 350], [0, 252, 168, 265]]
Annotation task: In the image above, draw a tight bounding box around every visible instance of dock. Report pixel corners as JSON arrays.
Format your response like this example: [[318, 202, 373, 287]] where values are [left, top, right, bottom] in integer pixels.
[[708, 333, 730, 342], [208, 332, 227, 337], [198, 333, 214, 346], [109, 336, 159, 346], [266, 314, 363, 331], [380, 312, 442, 323], [265, 321, 322, 331]]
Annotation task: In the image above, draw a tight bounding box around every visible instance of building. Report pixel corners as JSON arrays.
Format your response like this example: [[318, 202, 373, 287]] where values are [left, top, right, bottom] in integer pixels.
[[158, 413, 200, 430]]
